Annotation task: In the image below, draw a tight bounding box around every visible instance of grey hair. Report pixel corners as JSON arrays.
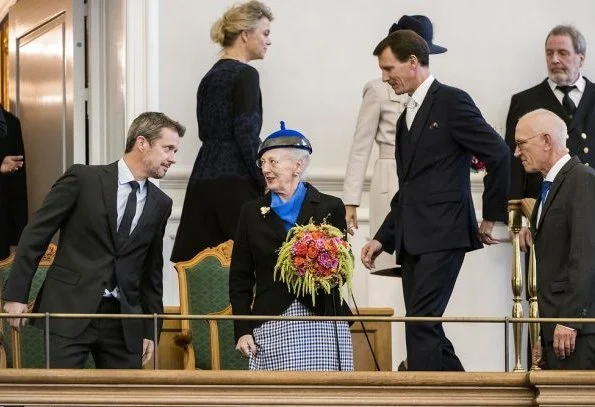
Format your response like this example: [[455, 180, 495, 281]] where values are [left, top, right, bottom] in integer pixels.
[[547, 25, 587, 56]]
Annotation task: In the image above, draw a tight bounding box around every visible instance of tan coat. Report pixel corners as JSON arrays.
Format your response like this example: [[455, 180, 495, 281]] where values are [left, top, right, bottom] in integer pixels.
[[343, 79, 405, 237]]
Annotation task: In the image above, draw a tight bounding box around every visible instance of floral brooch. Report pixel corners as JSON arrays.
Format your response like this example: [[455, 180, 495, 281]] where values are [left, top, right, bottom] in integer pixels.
[[260, 206, 271, 218]]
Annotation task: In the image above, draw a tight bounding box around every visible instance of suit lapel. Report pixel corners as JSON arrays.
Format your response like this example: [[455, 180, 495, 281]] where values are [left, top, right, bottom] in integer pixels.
[[100, 162, 119, 247], [537, 80, 569, 121], [536, 157, 579, 232], [395, 110, 406, 174], [570, 78, 595, 134], [125, 180, 159, 247], [403, 80, 439, 177], [260, 193, 288, 242], [295, 183, 320, 226]]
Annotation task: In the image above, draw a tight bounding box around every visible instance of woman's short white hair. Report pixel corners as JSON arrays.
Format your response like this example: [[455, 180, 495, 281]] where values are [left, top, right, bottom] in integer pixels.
[[286, 148, 311, 179]]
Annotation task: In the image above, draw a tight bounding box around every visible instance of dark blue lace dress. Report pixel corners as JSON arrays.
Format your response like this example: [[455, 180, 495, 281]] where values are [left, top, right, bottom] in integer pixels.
[[171, 59, 265, 262]]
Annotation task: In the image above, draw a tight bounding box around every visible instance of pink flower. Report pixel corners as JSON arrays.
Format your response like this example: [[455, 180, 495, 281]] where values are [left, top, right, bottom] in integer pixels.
[[471, 156, 486, 172]]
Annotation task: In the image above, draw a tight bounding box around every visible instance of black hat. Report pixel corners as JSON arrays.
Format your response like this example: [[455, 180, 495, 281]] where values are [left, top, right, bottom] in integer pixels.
[[389, 15, 447, 54], [257, 121, 312, 158]]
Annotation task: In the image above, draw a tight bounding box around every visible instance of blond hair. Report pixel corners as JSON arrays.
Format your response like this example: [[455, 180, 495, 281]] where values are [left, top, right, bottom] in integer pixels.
[[210, 1, 273, 47]]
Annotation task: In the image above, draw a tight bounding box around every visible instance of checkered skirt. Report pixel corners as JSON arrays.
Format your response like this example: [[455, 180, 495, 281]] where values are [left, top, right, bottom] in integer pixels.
[[248, 299, 353, 371]]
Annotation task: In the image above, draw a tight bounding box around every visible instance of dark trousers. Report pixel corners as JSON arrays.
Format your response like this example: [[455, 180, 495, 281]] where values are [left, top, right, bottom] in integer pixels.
[[171, 177, 260, 262], [49, 297, 142, 369], [542, 333, 595, 370], [400, 248, 465, 371]]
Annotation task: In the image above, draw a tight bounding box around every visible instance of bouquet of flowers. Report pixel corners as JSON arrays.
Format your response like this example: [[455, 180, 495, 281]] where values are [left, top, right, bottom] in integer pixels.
[[274, 220, 354, 306]]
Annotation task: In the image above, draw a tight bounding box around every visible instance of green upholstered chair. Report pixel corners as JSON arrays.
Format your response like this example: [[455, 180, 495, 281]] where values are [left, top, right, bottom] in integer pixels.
[[0, 244, 55, 368], [0, 244, 95, 369], [174, 240, 247, 370], [0, 251, 13, 368]]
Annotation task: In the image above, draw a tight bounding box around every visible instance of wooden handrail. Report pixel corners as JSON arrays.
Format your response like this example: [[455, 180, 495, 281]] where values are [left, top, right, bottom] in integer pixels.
[[0, 368, 593, 406], [0, 369, 537, 406]]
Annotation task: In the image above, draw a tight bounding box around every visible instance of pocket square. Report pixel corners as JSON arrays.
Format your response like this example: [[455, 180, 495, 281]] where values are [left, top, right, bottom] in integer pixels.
[[429, 122, 439, 129]]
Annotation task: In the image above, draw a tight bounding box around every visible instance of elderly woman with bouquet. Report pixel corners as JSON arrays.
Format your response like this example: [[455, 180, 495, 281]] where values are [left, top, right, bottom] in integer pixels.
[[229, 122, 354, 370]]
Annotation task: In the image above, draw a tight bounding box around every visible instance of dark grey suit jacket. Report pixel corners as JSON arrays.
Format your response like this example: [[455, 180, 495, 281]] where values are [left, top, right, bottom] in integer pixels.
[[2, 162, 171, 353], [531, 156, 595, 344]]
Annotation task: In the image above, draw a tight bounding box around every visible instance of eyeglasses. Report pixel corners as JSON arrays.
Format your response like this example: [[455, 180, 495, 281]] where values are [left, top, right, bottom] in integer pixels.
[[256, 158, 282, 169], [514, 133, 546, 149]]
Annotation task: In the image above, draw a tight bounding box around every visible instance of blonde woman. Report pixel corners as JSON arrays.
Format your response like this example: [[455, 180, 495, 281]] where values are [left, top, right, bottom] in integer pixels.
[[172, 1, 273, 262]]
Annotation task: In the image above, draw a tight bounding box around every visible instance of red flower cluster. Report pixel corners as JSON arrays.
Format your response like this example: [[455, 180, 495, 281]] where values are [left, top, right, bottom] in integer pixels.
[[290, 229, 347, 282], [471, 155, 486, 172], [275, 221, 354, 304]]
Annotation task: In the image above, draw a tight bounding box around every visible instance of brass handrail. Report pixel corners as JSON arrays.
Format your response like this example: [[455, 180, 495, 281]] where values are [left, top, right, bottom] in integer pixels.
[[508, 198, 538, 372], [4, 312, 595, 323], [3, 311, 595, 372], [508, 199, 525, 372]]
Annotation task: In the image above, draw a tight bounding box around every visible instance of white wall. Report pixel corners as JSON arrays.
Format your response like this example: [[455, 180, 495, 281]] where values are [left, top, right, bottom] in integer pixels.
[[156, 0, 595, 371]]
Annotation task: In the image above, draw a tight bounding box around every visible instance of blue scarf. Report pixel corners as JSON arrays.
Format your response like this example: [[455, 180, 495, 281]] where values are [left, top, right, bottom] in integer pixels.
[[271, 182, 307, 231]]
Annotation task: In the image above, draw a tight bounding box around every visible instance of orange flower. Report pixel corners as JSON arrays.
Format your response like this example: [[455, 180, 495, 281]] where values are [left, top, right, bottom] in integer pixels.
[[311, 231, 324, 240], [307, 245, 319, 259], [293, 243, 308, 256]]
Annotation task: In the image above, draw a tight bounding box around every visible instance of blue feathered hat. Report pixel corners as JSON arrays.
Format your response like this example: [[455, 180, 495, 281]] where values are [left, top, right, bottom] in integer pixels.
[[257, 121, 312, 158]]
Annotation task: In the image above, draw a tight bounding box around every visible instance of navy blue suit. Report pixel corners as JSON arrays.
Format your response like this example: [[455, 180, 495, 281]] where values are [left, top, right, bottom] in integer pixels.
[[374, 79, 510, 370]]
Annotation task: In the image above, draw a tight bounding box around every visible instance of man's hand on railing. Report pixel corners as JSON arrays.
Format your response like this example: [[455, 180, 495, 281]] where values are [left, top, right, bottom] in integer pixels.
[[518, 227, 532, 252], [3, 301, 28, 330], [142, 338, 154, 366]]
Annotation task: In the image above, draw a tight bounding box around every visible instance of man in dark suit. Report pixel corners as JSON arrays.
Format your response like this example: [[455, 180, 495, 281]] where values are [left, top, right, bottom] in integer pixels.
[[361, 30, 510, 371], [0, 107, 27, 260], [504, 25, 594, 250], [2, 112, 185, 369], [515, 108, 595, 369]]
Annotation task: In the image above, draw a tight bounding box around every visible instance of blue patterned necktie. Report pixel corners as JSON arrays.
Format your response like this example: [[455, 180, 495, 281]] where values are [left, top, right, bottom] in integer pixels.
[[540, 180, 553, 205]]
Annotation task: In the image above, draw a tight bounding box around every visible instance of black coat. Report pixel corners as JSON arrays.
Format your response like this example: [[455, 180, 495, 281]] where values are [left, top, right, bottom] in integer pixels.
[[229, 183, 352, 342], [0, 108, 27, 259], [505, 78, 595, 199]]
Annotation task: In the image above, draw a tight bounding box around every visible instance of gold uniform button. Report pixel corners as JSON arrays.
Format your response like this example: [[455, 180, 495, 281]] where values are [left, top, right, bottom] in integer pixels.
[[582, 133, 588, 139], [585, 147, 590, 154]]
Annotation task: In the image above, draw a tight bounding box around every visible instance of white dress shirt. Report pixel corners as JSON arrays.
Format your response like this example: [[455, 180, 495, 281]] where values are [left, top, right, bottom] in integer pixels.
[[548, 75, 585, 108], [105, 159, 148, 298], [406, 75, 435, 130], [117, 158, 147, 232], [537, 153, 571, 225]]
